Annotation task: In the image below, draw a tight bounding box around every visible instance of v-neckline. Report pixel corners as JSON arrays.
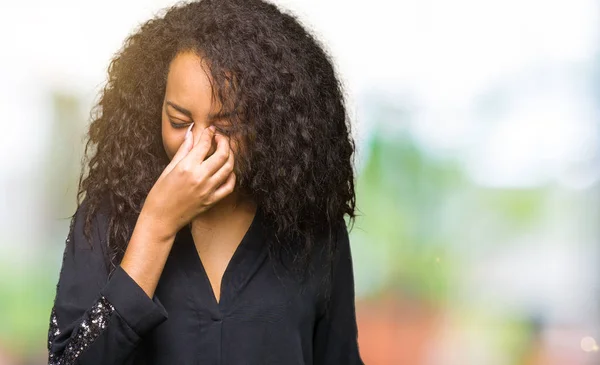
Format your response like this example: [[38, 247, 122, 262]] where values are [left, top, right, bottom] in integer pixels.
[[176, 206, 267, 317]]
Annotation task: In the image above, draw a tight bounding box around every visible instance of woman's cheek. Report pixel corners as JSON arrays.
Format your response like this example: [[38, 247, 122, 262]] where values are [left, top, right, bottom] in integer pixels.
[[161, 133, 179, 161]]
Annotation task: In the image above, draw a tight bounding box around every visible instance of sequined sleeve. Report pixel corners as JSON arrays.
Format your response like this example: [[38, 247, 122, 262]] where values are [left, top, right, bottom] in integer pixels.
[[47, 199, 168, 365], [48, 297, 114, 365]]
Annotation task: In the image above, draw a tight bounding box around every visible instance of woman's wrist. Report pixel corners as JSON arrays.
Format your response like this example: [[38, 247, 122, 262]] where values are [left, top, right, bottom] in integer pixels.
[[120, 216, 176, 298], [137, 207, 179, 243]]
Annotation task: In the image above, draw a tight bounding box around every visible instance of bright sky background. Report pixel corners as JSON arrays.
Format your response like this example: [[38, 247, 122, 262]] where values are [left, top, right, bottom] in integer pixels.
[[0, 0, 598, 188]]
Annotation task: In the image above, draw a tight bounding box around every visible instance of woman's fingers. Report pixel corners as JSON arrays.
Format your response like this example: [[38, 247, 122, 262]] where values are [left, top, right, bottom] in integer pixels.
[[207, 146, 234, 187], [184, 125, 216, 165], [162, 123, 195, 176], [200, 133, 231, 176], [210, 170, 236, 204], [172, 123, 195, 162], [177, 127, 234, 205]]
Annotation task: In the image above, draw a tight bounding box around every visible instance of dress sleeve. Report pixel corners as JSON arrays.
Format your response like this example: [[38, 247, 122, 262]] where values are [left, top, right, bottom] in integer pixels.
[[47, 198, 168, 365], [312, 222, 365, 365]]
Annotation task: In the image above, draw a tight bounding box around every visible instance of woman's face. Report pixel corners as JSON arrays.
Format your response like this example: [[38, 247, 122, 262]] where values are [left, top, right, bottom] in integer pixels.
[[161, 51, 231, 161]]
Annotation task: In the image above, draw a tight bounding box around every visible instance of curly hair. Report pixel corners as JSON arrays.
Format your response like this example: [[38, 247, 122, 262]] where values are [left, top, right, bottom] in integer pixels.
[[77, 0, 356, 273]]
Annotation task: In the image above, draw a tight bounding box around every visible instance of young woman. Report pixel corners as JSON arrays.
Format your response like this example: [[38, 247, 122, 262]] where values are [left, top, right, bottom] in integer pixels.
[[47, 0, 362, 364]]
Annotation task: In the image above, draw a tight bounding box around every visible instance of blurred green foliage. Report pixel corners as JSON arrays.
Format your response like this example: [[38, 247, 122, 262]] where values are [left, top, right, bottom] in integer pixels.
[[0, 96, 554, 364]]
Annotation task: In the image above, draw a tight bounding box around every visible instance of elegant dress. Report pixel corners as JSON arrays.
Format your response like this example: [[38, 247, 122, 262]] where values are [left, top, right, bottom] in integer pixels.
[[47, 198, 364, 365]]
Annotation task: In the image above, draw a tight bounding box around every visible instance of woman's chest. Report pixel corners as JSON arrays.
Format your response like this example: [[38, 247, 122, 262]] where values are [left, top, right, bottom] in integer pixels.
[[142, 240, 321, 364]]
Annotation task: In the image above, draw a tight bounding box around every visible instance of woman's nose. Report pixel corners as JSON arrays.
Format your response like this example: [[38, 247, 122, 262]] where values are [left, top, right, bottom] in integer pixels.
[[190, 123, 203, 145]]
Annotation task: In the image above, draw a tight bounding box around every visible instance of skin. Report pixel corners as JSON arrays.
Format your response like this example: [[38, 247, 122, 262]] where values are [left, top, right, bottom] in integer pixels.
[[121, 51, 256, 303]]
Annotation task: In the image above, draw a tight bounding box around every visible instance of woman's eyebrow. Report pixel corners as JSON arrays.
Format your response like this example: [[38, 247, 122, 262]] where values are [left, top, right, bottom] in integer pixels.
[[167, 100, 231, 122], [166, 101, 193, 119], [207, 111, 234, 121]]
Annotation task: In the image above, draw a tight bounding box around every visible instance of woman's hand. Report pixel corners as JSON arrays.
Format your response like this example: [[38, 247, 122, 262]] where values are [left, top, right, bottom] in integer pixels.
[[141, 123, 236, 240]]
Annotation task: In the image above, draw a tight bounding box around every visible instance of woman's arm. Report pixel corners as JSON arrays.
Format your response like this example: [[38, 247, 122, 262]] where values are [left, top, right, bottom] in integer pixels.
[[312, 222, 365, 365], [48, 199, 169, 365]]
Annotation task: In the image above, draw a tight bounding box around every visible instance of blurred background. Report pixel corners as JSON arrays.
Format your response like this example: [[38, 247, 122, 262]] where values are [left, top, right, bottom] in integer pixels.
[[1, 0, 599, 364]]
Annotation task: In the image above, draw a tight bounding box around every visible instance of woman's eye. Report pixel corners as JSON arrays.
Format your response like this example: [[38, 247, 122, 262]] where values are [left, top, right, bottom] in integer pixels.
[[170, 120, 191, 129], [213, 125, 233, 136]]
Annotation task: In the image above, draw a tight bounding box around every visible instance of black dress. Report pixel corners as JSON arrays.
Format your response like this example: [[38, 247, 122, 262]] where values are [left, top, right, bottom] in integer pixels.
[[47, 199, 364, 365]]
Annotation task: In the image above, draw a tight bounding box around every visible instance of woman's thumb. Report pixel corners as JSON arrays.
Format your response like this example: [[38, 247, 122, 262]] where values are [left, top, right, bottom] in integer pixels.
[[164, 123, 194, 175]]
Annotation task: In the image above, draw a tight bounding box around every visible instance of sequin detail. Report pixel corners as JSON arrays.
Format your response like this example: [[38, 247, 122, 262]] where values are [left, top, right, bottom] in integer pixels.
[[55, 215, 76, 295], [48, 296, 115, 365]]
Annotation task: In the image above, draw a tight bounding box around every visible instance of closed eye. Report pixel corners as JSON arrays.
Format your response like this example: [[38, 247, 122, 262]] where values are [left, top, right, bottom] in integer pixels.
[[169, 118, 192, 129], [212, 123, 235, 136]]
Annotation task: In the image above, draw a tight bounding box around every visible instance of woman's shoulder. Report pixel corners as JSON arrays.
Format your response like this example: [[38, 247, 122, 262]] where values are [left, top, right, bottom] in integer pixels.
[[278, 218, 351, 282], [312, 218, 351, 261], [68, 194, 112, 255]]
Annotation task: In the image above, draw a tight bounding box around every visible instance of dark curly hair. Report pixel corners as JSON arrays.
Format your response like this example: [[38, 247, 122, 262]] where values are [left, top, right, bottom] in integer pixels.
[[76, 0, 356, 273]]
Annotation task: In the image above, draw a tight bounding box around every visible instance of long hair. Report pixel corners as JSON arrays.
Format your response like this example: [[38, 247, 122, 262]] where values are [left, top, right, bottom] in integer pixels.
[[77, 0, 356, 272]]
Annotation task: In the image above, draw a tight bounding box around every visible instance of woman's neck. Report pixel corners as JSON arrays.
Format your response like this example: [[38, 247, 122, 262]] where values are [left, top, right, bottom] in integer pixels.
[[190, 191, 256, 234]]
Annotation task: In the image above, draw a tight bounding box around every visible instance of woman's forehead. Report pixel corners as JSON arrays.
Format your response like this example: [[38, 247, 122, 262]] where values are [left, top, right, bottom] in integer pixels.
[[165, 52, 220, 119]]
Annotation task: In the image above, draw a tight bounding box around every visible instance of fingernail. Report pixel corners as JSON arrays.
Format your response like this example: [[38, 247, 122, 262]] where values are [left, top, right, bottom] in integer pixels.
[[185, 123, 194, 139], [209, 125, 216, 133]]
